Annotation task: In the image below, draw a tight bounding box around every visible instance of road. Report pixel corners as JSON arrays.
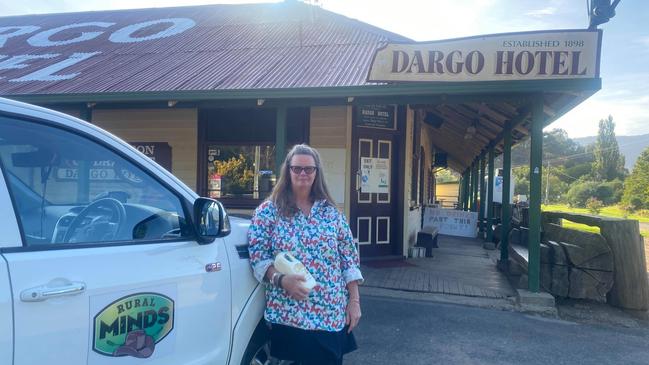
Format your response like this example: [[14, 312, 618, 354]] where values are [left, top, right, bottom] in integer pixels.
[[345, 295, 649, 365]]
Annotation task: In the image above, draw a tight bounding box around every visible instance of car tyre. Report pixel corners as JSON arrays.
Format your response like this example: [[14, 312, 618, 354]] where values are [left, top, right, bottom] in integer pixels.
[[241, 322, 271, 365], [241, 322, 296, 365]]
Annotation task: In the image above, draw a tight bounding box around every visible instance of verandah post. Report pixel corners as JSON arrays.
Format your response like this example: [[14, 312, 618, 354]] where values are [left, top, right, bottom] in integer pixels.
[[462, 171, 469, 210], [478, 154, 486, 235], [528, 95, 544, 292], [472, 161, 479, 213], [486, 148, 495, 242], [499, 123, 512, 267]]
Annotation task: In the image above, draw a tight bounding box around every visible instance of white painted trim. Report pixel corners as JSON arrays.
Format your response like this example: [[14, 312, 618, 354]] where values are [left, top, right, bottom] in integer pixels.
[[376, 216, 391, 244], [356, 217, 372, 245], [377, 139, 392, 204], [402, 106, 414, 257], [357, 138, 373, 204]]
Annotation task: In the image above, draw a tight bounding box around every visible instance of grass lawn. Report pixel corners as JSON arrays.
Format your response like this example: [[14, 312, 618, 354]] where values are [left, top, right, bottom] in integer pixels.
[[542, 204, 649, 237], [542, 204, 649, 222], [560, 220, 601, 234]]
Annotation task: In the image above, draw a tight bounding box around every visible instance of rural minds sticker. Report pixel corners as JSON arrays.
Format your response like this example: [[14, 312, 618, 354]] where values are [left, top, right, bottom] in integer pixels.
[[93, 293, 174, 358]]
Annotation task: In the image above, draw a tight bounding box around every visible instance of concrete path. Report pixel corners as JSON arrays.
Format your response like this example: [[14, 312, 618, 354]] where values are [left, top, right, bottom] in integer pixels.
[[361, 235, 516, 299]]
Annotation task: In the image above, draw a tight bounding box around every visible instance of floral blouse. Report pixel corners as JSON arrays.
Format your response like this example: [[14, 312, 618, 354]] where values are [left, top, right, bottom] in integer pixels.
[[248, 199, 363, 332]]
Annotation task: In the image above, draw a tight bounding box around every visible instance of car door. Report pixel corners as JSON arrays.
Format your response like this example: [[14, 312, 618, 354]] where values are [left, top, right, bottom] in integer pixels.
[[0, 112, 232, 365], [0, 256, 12, 365], [0, 165, 17, 365]]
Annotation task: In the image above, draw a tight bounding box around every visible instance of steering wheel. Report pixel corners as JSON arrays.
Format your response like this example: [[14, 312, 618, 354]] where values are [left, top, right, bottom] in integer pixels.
[[63, 198, 127, 243]]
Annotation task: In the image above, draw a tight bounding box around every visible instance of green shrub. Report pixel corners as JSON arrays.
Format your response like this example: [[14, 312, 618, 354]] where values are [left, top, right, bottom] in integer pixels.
[[622, 147, 649, 211], [566, 180, 599, 207], [593, 180, 623, 205], [565, 179, 624, 208], [586, 197, 604, 215]]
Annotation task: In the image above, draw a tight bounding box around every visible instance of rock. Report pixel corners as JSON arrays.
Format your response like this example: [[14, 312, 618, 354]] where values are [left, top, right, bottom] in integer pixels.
[[543, 212, 649, 310], [540, 222, 614, 302], [541, 241, 570, 298]]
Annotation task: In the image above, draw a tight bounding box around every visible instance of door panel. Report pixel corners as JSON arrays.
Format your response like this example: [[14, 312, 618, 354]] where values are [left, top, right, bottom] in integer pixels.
[[357, 139, 372, 204], [377, 140, 391, 204]]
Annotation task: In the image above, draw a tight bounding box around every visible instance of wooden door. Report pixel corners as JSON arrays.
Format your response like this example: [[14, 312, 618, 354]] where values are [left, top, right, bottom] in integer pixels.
[[350, 106, 400, 257]]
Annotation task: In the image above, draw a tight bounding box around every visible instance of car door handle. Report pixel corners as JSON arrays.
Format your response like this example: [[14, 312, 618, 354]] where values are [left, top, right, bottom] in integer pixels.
[[20, 281, 86, 302]]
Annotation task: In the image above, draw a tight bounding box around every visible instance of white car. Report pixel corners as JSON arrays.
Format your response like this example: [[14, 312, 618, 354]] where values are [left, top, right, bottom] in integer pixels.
[[0, 97, 269, 365]]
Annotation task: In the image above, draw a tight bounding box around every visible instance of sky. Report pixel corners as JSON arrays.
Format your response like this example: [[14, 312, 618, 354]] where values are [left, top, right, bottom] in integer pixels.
[[1, 0, 647, 138]]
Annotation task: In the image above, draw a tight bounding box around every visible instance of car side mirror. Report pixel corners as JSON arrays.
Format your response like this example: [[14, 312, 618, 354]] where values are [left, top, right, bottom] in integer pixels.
[[193, 198, 231, 243]]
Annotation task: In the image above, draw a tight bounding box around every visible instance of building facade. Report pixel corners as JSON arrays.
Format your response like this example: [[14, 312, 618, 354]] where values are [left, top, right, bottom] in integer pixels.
[[0, 2, 602, 262]]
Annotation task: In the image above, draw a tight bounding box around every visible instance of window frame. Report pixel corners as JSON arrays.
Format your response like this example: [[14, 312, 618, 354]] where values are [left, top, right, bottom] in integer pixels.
[[197, 107, 310, 209], [206, 142, 278, 201], [0, 111, 197, 253], [410, 117, 422, 208]]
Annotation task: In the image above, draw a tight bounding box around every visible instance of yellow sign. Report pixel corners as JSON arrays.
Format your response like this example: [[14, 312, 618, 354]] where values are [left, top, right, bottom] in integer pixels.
[[368, 30, 601, 83]]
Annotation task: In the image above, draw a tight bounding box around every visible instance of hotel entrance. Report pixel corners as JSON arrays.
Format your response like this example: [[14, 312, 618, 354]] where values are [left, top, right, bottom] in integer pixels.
[[350, 105, 404, 258]]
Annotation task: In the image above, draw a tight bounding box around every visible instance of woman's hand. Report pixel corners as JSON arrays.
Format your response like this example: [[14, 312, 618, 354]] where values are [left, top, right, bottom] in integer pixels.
[[281, 274, 311, 300], [345, 300, 361, 333]]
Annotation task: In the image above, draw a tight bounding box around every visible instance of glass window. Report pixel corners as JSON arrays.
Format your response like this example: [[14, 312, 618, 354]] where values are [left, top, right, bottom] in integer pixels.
[[0, 115, 191, 246], [207, 145, 276, 199]]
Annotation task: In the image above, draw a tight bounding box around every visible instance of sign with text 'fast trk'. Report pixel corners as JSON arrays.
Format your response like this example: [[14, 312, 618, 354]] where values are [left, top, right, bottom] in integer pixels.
[[368, 30, 601, 83], [423, 207, 478, 238]]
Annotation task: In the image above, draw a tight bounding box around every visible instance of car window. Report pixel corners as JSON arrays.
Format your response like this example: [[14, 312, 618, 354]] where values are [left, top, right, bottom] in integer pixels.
[[0, 114, 192, 246]]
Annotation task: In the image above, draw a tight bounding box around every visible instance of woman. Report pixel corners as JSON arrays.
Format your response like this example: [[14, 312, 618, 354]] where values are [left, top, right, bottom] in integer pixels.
[[248, 144, 363, 365]]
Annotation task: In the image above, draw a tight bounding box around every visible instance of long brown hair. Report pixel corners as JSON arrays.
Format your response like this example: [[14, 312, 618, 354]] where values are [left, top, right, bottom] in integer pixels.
[[269, 144, 336, 217]]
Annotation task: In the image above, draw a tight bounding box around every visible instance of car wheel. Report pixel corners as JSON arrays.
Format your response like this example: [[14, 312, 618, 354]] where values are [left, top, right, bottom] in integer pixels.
[[241, 323, 294, 365], [241, 322, 270, 365]]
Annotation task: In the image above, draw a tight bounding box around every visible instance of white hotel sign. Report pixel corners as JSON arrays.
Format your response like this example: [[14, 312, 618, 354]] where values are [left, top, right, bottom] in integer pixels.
[[368, 30, 602, 83]]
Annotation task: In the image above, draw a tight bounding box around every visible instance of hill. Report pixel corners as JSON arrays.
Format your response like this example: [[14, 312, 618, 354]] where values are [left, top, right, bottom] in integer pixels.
[[574, 134, 649, 171]]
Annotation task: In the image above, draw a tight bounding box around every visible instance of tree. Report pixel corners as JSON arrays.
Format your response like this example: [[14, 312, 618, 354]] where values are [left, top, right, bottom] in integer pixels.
[[566, 180, 599, 207], [622, 147, 649, 210], [512, 166, 529, 196], [509, 128, 592, 203], [544, 128, 589, 167], [435, 169, 459, 183], [593, 115, 624, 181], [214, 154, 254, 195]]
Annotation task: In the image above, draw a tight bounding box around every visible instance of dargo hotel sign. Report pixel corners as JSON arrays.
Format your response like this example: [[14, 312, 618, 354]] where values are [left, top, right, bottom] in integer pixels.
[[368, 30, 602, 83]]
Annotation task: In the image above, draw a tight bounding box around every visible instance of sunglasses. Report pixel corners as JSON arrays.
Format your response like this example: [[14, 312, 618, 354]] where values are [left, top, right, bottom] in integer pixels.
[[289, 165, 317, 175]]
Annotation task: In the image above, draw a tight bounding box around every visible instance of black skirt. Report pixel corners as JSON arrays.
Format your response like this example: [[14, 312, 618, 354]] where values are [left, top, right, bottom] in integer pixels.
[[269, 322, 358, 365]]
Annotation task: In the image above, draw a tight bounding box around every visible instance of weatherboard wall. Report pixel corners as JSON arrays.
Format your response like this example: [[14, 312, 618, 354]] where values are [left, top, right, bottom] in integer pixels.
[[92, 109, 198, 191], [309, 105, 350, 212]]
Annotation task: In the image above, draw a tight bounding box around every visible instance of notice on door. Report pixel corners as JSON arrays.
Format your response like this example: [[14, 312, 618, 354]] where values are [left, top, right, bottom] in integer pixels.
[[360, 157, 390, 194], [422, 207, 477, 238]]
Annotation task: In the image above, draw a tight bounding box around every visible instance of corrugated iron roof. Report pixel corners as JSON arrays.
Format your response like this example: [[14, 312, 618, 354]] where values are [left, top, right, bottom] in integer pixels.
[[0, 2, 411, 96]]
